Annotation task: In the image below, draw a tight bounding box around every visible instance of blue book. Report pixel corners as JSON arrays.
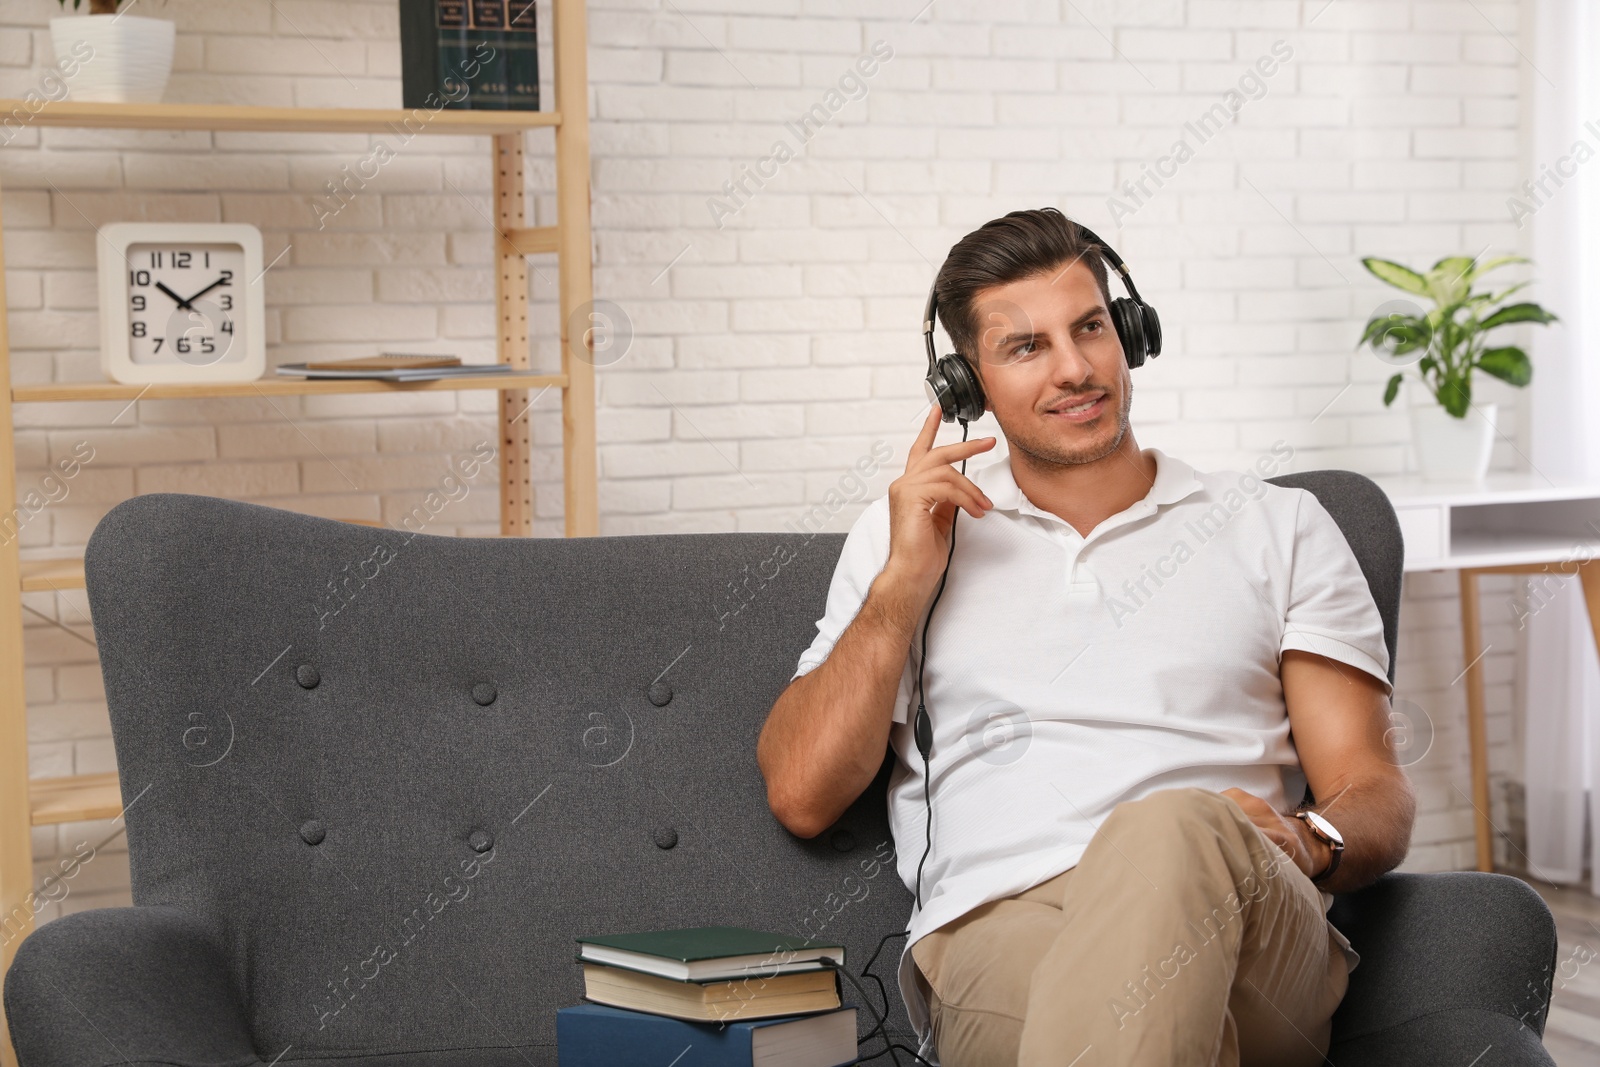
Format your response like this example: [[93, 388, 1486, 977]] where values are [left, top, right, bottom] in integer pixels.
[[557, 1002, 859, 1067]]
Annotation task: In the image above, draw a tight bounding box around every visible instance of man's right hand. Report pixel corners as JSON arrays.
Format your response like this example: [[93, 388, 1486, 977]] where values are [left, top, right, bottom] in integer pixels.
[[885, 403, 997, 594]]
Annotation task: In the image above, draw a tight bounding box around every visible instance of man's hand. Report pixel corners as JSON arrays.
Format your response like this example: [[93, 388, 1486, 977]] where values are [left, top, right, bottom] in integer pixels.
[[1219, 787, 1331, 882], [885, 403, 996, 595]]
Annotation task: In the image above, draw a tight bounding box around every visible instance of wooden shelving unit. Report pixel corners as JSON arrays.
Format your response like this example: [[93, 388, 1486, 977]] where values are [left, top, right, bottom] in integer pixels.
[[0, 4, 597, 1057]]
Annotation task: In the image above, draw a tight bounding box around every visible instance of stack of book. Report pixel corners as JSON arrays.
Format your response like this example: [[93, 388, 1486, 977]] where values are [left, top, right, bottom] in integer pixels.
[[557, 925, 859, 1067]]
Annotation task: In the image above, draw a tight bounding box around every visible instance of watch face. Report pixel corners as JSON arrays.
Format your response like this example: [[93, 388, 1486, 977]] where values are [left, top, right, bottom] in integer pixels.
[[125, 242, 246, 365], [1301, 809, 1344, 846]]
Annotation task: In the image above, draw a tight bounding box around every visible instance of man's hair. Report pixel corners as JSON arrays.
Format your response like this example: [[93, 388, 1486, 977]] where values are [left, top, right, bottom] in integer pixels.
[[932, 207, 1114, 364]]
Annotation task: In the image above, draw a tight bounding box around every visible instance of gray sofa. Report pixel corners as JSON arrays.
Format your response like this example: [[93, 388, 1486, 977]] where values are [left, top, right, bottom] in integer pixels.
[[4, 476, 1558, 1066]]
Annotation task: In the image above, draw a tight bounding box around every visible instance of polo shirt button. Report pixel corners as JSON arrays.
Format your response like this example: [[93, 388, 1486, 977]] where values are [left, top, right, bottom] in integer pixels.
[[471, 682, 497, 706], [295, 664, 320, 689], [299, 820, 326, 846], [648, 682, 673, 707], [468, 830, 494, 853], [654, 827, 678, 849], [830, 830, 856, 853]]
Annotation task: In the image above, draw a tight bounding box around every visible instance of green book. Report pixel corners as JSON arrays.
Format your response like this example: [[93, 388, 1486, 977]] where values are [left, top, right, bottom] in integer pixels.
[[575, 926, 846, 982]]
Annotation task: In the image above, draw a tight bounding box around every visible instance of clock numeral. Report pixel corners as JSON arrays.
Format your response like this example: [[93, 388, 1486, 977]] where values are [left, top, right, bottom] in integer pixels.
[[219, 270, 234, 286], [131, 295, 145, 311], [173, 252, 191, 269], [220, 294, 233, 310], [203, 252, 210, 268], [152, 338, 163, 353], [221, 320, 234, 334], [175, 337, 190, 354], [130, 321, 146, 338], [149, 251, 161, 268], [130, 270, 150, 287], [200, 337, 215, 355]]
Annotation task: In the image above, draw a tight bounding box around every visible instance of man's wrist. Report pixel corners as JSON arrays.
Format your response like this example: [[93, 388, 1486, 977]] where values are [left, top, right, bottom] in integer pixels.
[[1294, 809, 1344, 884]]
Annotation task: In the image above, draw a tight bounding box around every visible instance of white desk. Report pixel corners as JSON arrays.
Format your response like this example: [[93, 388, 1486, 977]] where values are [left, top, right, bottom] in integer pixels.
[[1372, 471, 1600, 872]]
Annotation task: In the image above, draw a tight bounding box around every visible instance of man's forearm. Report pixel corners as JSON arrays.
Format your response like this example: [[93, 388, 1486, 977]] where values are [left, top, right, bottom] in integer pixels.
[[1298, 769, 1416, 894], [757, 565, 932, 837]]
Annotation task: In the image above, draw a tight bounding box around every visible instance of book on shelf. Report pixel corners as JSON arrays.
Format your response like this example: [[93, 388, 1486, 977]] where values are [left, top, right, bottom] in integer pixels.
[[398, 0, 539, 112], [575, 926, 847, 982], [274, 358, 514, 382], [303, 354, 462, 370], [579, 959, 841, 1022], [556, 1002, 859, 1067]]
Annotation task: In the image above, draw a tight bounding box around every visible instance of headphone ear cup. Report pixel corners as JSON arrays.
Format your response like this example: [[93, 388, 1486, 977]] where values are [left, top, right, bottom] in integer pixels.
[[935, 353, 986, 423], [1140, 302, 1162, 360], [1109, 297, 1147, 369]]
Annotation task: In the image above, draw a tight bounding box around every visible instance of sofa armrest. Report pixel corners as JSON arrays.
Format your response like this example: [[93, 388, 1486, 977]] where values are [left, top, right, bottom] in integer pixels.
[[1327, 871, 1557, 1065], [4, 906, 260, 1067]]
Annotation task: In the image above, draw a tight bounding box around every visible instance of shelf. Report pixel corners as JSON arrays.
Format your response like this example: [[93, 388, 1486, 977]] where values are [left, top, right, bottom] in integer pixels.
[[29, 773, 123, 826], [19, 557, 84, 593], [2, 99, 560, 135], [13, 372, 565, 402]]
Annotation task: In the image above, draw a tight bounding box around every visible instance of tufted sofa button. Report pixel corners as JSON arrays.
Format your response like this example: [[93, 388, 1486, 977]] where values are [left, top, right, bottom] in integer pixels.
[[295, 664, 321, 689], [647, 682, 673, 707], [830, 830, 856, 853], [471, 682, 497, 706], [654, 827, 678, 850], [468, 830, 494, 853], [299, 820, 326, 846]]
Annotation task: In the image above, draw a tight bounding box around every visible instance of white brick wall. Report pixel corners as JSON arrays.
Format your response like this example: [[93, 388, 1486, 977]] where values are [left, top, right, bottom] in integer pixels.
[[1, 0, 1541, 919]]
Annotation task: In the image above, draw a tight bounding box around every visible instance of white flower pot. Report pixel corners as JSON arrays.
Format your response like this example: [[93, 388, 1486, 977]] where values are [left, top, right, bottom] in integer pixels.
[[50, 15, 175, 104], [1409, 401, 1496, 482]]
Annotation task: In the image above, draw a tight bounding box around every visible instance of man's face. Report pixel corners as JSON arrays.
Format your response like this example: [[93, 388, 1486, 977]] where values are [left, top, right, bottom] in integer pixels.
[[966, 257, 1133, 467]]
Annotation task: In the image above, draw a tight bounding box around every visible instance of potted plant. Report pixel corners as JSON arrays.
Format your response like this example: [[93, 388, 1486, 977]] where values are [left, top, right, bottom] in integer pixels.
[[1358, 253, 1558, 482], [50, 0, 174, 104]]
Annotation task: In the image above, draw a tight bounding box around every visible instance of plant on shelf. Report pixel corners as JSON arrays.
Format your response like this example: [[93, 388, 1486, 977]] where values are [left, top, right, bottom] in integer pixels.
[[1357, 253, 1560, 481], [58, 0, 122, 11]]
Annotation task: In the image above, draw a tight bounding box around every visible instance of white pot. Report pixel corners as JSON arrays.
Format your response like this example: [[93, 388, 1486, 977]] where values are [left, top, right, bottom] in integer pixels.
[[49, 15, 175, 104], [1409, 401, 1496, 482]]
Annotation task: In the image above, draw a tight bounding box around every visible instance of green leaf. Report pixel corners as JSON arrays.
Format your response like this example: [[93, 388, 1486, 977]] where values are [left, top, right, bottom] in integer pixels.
[[1383, 373, 1402, 406], [1359, 312, 1431, 354], [1480, 302, 1559, 329], [1426, 258, 1476, 305], [1361, 257, 1429, 296], [1468, 254, 1531, 279], [1438, 376, 1471, 417], [1419, 356, 1436, 375], [1486, 280, 1531, 305], [1476, 346, 1533, 387]]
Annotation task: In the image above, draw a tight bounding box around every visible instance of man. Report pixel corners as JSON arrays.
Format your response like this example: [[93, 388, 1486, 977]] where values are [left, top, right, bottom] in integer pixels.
[[756, 207, 1415, 1066]]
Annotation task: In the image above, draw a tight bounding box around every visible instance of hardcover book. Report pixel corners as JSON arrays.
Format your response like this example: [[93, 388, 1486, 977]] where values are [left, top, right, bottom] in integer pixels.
[[399, 0, 539, 111]]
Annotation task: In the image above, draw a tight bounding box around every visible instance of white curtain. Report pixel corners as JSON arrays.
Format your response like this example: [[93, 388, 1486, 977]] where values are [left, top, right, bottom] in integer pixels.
[[1521, 0, 1600, 890]]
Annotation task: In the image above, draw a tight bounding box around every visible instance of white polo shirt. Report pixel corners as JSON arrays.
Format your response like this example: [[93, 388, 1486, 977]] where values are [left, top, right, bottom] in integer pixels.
[[789, 446, 1391, 1058]]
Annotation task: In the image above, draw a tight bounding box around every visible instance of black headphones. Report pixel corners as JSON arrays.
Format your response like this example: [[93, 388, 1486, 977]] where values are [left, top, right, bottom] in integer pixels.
[[922, 222, 1162, 424]]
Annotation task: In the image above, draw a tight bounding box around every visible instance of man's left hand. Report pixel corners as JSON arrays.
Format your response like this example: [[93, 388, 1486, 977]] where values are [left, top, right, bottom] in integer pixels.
[[1219, 787, 1331, 882]]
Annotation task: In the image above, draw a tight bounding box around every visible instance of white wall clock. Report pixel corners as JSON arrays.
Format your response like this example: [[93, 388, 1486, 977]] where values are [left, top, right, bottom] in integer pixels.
[[96, 222, 266, 384]]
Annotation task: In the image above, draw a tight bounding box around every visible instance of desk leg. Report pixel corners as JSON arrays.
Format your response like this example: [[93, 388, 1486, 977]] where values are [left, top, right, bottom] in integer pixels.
[[1459, 569, 1495, 872]]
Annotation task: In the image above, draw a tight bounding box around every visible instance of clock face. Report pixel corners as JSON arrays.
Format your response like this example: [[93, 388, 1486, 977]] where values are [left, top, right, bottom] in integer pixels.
[[125, 242, 247, 365]]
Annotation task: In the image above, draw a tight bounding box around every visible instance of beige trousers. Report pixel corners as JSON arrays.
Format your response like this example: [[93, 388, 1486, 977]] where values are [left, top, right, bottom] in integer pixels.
[[909, 787, 1350, 1067]]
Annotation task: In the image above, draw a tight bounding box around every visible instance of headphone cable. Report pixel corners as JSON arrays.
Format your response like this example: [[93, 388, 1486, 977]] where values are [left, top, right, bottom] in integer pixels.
[[913, 416, 969, 911]]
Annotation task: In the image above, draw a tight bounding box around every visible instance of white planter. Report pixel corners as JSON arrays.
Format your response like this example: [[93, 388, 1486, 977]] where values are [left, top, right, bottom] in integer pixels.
[[1409, 401, 1496, 482], [49, 15, 175, 104]]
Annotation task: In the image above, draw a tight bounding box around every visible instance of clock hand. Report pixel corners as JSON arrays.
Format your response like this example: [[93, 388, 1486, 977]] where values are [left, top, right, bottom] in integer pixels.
[[181, 277, 229, 307], [155, 281, 195, 311]]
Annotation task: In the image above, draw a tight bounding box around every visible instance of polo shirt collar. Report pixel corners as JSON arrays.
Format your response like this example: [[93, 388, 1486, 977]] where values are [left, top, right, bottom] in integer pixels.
[[970, 446, 1204, 519]]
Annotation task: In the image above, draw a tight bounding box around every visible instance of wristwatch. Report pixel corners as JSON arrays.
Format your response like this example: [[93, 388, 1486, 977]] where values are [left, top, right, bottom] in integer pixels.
[[1294, 809, 1345, 884]]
